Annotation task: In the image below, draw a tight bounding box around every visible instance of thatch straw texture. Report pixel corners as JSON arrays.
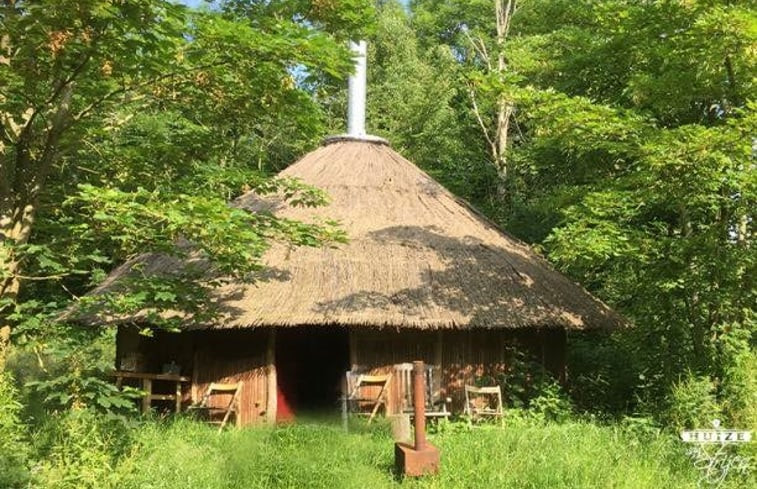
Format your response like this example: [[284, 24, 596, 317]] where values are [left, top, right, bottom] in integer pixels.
[[90, 140, 624, 330]]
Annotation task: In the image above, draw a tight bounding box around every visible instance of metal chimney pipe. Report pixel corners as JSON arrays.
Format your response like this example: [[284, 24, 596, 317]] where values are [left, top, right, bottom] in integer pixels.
[[347, 40, 367, 136], [412, 361, 427, 451]]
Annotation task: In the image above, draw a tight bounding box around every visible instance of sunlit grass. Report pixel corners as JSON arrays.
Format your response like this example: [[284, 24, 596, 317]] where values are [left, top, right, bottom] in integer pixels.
[[102, 416, 749, 489]]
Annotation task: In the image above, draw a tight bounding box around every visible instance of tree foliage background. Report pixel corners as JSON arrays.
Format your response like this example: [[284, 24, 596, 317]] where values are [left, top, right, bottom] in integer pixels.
[[371, 0, 755, 424]]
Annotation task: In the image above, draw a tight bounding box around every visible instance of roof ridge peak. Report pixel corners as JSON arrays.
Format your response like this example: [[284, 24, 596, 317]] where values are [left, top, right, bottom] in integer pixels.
[[323, 134, 389, 145]]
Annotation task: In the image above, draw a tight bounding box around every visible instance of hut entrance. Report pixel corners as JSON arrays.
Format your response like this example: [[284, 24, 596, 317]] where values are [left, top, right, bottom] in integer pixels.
[[275, 326, 349, 420]]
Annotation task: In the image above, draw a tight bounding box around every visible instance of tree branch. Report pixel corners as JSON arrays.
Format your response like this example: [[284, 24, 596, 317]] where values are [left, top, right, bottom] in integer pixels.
[[468, 84, 496, 152], [70, 60, 229, 125]]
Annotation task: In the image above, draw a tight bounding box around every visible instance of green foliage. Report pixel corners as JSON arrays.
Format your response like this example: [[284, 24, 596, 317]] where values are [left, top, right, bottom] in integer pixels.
[[8, 326, 141, 417], [32, 408, 133, 489], [567, 332, 638, 414], [527, 381, 573, 423], [0, 372, 30, 489], [400, 0, 756, 426], [366, 2, 465, 168], [664, 374, 722, 431], [2, 0, 366, 386], [720, 347, 757, 430], [474, 345, 574, 423]]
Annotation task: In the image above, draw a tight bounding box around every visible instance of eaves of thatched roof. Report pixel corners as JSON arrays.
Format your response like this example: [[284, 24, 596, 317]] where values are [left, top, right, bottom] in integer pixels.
[[86, 139, 625, 331]]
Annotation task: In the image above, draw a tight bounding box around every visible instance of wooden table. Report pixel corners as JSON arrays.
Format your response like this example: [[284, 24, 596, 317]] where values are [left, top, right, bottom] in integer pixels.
[[112, 371, 191, 413]]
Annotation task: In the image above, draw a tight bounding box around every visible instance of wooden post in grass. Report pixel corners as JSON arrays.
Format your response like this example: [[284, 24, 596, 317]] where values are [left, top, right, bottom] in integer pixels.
[[394, 360, 440, 477], [413, 361, 428, 450]]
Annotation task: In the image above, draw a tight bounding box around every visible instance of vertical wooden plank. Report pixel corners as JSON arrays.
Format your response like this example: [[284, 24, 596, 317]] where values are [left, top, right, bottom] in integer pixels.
[[266, 328, 277, 424], [349, 328, 358, 369], [556, 328, 567, 384], [434, 330, 444, 401], [434, 330, 442, 369], [540, 328, 546, 368], [175, 380, 181, 413], [191, 348, 199, 403]]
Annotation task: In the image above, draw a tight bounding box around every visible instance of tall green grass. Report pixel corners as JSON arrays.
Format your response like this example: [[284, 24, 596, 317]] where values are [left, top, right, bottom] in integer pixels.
[[72, 416, 748, 489]]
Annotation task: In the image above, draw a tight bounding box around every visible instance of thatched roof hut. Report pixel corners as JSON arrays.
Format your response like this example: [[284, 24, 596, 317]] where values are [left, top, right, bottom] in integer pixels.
[[99, 136, 623, 424], [96, 136, 620, 332], [98, 41, 623, 424]]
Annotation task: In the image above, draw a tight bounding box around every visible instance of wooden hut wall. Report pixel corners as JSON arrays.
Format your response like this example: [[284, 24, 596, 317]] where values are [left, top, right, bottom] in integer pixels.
[[116, 325, 566, 423], [192, 329, 269, 425], [115, 326, 272, 425], [351, 328, 566, 414]]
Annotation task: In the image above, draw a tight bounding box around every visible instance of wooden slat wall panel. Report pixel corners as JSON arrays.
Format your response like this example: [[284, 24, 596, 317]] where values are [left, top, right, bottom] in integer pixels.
[[353, 329, 436, 414], [117, 326, 566, 423], [355, 329, 436, 368], [353, 328, 566, 415], [440, 330, 508, 411], [192, 329, 269, 425]]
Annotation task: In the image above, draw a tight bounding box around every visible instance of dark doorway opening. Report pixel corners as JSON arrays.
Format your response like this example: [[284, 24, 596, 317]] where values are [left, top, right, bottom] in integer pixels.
[[275, 326, 349, 420]]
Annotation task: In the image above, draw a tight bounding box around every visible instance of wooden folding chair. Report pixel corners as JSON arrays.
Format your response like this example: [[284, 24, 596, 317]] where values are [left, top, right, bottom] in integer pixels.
[[464, 385, 504, 424], [345, 371, 392, 423], [190, 381, 243, 432], [394, 363, 450, 420]]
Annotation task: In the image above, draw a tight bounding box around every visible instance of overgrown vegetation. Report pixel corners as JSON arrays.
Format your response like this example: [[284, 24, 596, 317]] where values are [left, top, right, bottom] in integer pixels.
[[0, 372, 30, 489], [9, 413, 755, 489]]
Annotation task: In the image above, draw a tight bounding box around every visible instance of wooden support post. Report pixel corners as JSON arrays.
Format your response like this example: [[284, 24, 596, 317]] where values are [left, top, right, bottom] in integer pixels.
[[266, 328, 277, 423], [558, 328, 567, 384], [142, 378, 152, 414], [413, 361, 427, 451], [540, 328, 546, 370]]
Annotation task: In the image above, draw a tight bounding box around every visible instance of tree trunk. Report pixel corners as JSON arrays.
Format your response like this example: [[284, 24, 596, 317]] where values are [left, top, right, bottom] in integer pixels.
[[493, 0, 516, 199], [0, 203, 36, 370]]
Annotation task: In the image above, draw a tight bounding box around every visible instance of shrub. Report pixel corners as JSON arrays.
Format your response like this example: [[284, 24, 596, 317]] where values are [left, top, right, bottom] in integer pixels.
[[567, 332, 638, 414], [483, 345, 574, 422], [0, 371, 30, 489], [720, 346, 757, 430], [665, 373, 721, 431], [32, 408, 133, 489], [529, 381, 573, 423]]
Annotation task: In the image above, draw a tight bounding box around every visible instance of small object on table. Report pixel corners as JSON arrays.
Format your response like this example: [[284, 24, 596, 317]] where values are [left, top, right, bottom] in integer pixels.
[[162, 361, 180, 375]]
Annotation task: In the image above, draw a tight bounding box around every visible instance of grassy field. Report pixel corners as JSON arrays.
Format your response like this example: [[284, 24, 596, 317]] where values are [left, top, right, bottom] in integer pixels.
[[33, 414, 754, 489]]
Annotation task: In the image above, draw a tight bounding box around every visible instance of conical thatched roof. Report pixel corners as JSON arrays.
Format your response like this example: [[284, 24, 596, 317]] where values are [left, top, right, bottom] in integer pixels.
[[91, 139, 624, 330]]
